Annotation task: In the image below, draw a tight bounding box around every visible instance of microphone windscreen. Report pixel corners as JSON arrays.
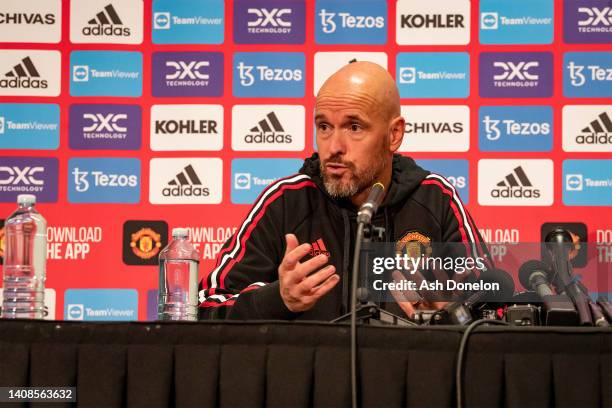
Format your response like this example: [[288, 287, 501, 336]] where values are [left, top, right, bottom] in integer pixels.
[[518, 259, 550, 291]]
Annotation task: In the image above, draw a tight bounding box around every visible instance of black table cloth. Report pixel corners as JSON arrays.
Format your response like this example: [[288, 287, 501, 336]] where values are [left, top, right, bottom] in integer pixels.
[[0, 320, 610, 407]]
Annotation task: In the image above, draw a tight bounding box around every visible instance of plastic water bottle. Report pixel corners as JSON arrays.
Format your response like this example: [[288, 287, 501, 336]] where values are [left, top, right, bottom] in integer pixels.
[[158, 228, 199, 321], [2, 194, 47, 319]]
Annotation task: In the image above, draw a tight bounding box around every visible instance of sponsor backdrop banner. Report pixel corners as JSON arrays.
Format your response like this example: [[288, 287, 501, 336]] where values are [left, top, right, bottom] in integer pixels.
[[0, 0, 611, 321]]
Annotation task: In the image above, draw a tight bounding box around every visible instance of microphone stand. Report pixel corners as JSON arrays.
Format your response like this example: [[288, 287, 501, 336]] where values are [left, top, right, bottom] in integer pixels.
[[332, 218, 415, 408]]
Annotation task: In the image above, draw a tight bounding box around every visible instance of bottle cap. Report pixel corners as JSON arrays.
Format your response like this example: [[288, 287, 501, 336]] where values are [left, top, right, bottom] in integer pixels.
[[17, 194, 36, 205], [172, 228, 189, 238]]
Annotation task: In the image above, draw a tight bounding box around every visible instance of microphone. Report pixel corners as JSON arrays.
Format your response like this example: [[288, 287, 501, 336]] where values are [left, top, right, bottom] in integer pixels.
[[356, 182, 385, 224], [519, 260, 553, 298], [544, 228, 592, 326], [463, 268, 515, 307], [429, 269, 515, 325], [518, 259, 579, 326]]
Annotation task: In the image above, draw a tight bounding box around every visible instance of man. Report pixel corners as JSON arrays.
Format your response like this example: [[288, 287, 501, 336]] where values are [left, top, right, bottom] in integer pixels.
[[199, 61, 490, 320]]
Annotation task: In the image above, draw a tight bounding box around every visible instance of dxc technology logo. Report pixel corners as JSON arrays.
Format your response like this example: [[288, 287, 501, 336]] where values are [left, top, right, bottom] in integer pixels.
[[68, 158, 140, 203], [315, 0, 387, 44], [231, 158, 302, 204], [152, 0, 224, 44], [396, 52, 469, 98], [0, 157, 58, 202], [564, 0, 612, 44], [70, 51, 142, 97], [69, 104, 141, 150], [233, 52, 305, 97], [479, 0, 553, 44], [233, 0, 305, 44], [479, 106, 553, 152], [480, 52, 553, 98], [564, 52, 612, 97], [152, 52, 223, 97]]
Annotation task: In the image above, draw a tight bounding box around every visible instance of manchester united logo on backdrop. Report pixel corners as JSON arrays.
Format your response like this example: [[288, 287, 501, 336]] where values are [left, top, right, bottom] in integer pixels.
[[130, 227, 162, 260], [122, 220, 168, 266]]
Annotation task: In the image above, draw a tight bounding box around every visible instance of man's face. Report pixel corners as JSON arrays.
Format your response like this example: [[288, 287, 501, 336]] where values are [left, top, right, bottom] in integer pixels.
[[314, 95, 390, 198]]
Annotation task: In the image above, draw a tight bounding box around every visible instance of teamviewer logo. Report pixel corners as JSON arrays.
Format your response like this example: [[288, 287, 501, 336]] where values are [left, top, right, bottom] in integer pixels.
[[154, 12, 170, 29], [73, 65, 89, 82], [399, 67, 416, 84], [234, 173, 251, 190], [67, 304, 84, 320], [566, 174, 583, 191], [481, 12, 499, 30], [0, 117, 5, 134]]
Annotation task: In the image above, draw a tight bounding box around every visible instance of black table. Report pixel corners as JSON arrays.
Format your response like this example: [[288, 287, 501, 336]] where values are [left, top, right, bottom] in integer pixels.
[[0, 320, 610, 407]]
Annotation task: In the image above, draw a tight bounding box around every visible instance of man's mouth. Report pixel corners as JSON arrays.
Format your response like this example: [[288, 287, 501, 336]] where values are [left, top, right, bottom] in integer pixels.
[[325, 163, 349, 176]]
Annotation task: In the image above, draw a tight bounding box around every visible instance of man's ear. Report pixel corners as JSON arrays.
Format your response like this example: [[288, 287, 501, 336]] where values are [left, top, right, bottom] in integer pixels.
[[388, 116, 405, 152]]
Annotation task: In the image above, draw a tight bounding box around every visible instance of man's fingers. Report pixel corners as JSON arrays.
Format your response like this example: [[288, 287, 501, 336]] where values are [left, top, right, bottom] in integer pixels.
[[285, 234, 299, 254], [293, 253, 330, 281], [280, 242, 312, 272], [300, 265, 336, 292], [309, 273, 340, 298]]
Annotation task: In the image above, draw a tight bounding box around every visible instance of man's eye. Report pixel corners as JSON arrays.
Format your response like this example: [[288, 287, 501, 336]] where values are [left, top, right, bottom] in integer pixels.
[[318, 123, 330, 131], [350, 123, 362, 132]]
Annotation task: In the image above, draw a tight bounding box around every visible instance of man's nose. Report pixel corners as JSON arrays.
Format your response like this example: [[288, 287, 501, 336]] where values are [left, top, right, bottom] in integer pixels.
[[328, 131, 346, 155]]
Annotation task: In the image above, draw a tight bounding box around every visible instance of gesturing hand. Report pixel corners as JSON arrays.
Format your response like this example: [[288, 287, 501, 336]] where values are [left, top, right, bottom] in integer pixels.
[[279, 234, 339, 313]]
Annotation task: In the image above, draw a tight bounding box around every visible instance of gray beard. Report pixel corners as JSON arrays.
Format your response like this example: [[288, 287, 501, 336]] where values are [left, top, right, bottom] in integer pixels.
[[320, 157, 386, 199]]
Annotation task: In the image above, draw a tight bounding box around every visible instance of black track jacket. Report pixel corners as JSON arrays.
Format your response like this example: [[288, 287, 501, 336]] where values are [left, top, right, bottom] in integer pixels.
[[199, 153, 490, 321]]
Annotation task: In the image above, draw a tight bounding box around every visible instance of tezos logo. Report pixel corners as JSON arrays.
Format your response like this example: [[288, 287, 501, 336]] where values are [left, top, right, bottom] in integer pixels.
[[319, 9, 384, 33], [68, 158, 140, 203], [233, 52, 305, 97], [236, 62, 302, 87], [482, 114, 550, 141], [72, 167, 137, 193], [567, 60, 612, 87]]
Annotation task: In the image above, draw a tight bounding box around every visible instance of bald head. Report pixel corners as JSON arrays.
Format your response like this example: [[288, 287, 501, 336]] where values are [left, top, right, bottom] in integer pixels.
[[317, 61, 400, 121]]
